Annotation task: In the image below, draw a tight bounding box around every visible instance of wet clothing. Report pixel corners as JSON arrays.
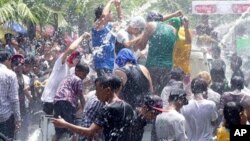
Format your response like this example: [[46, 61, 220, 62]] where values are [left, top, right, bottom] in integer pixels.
[[92, 23, 116, 71], [118, 65, 150, 109], [161, 79, 184, 106], [219, 91, 250, 110], [54, 74, 83, 108], [156, 110, 187, 141], [146, 22, 176, 69], [173, 27, 192, 74], [128, 110, 147, 141], [54, 101, 76, 136], [216, 126, 229, 141], [181, 99, 218, 141], [0, 115, 15, 139], [231, 69, 244, 80], [94, 101, 134, 141]]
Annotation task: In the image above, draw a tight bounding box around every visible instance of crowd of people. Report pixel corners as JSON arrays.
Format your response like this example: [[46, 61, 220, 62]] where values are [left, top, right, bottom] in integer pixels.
[[1, 0, 250, 141]]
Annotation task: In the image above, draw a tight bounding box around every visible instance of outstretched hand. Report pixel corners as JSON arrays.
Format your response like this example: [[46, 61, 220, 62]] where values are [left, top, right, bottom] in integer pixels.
[[52, 117, 68, 128], [174, 10, 183, 17], [82, 32, 91, 39]]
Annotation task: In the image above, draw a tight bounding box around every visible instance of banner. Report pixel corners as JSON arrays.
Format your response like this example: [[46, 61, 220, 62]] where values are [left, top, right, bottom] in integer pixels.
[[192, 1, 250, 14]]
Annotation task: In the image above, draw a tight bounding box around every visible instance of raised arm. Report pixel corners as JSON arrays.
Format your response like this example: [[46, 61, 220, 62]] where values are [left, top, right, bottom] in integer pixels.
[[114, 0, 123, 21], [183, 17, 192, 44], [62, 32, 90, 64], [95, 0, 114, 29], [162, 10, 183, 21]]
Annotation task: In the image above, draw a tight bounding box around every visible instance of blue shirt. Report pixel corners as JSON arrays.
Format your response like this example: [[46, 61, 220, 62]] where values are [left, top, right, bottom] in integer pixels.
[[91, 23, 116, 70]]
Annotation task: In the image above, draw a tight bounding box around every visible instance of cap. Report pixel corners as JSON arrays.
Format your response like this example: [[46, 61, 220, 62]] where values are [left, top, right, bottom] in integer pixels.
[[67, 51, 81, 65], [144, 95, 164, 112], [129, 16, 146, 29], [11, 54, 24, 66]]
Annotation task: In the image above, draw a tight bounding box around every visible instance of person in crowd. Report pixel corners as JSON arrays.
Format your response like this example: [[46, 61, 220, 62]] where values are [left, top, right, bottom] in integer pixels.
[[210, 46, 226, 72], [91, 0, 122, 77], [4, 33, 19, 56], [52, 75, 134, 141], [210, 67, 229, 95], [115, 16, 146, 54], [156, 88, 188, 141], [230, 55, 244, 81], [217, 102, 247, 141], [197, 71, 221, 108], [80, 90, 104, 141], [41, 32, 90, 115], [181, 78, 218, 141], [52, 61, 89, 141], [0, 50, 21, 139], [114, 48, 153, 109], [161, 67, 185, 106], [125, 11, 181, 95], [220, 76, 250, 122], [129, 95, 164, 141], [11, 54, 33, 141]]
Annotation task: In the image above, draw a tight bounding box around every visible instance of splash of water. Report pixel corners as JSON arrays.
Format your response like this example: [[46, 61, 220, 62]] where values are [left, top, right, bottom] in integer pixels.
[[220, 8, 250, 45], [27, 128, 41, 141]]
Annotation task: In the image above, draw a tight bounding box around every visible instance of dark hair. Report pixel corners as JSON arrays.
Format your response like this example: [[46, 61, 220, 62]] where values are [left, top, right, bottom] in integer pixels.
[[210, 68, 225, 83], [146, 11, 163, 22], [231, 76, 244, 90], [24, 55, 37, 64], [168, 88, 188, 105], [191, 78, 208, 94], [0, 50, 11, 63], [95, 75, 122, 92], [75, 62, 90, 74], [4, 33, 14, 44], [224, 102, 244, 129], [231, 56, 242, 68], [170, 67, 185, 81], [94, 5, 104, 21]]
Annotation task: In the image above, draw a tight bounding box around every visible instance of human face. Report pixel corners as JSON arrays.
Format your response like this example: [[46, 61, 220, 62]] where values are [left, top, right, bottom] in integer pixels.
[[95, 81, 109, 102], [78, 71, 88, 80]]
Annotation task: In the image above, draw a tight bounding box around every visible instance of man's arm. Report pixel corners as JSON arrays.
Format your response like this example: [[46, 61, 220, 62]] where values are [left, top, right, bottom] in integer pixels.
[[162, 10, 183, 21], [95, 0, 114, 30], [114, 69, 127, 97], [139, 65, 154, 93], [62, 32, 90, 64], [114, 0, 123, 21], [52, 118, 102, 138], [183, 17, 192, 44], [124, 22, 155, 50]]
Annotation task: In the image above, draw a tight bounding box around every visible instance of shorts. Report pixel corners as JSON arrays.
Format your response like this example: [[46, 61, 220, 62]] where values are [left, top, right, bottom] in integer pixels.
[[54, 101, 76, 136]]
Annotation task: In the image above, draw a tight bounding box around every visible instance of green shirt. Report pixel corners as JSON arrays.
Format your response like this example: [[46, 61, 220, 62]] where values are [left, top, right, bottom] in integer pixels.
[[146, 22, 176, 69]]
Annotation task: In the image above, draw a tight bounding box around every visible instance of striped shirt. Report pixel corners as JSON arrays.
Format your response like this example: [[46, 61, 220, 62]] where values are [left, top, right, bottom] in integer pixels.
[[0, 64, 21, 122], [54, 74, 83, 107]]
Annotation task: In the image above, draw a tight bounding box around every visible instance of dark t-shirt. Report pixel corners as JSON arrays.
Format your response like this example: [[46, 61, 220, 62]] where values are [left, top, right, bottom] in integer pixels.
[[94, 100, 134, 141], [220, 91, 250, 110]]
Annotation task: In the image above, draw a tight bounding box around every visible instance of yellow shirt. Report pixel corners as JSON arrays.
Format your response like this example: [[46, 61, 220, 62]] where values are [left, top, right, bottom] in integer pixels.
[[217, 127, 230, 141], [173, 27, 191, 74]]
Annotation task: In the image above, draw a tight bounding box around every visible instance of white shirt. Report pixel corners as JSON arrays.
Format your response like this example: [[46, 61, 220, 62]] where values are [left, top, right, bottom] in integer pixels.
[[0, 63, 21, 122], [181, 99, 218, 141], [41, 54, 69, 103], [156, 110, 187, 141]]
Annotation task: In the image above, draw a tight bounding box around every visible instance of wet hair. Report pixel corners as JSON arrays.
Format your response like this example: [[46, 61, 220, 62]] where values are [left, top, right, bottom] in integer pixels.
[[230, 76, 244, 90], [75, 61, 90, 74], [168, 88, 188, 105], [95, 75, 122, 92], [146, 11, 163, 22], [170, 67, 185, 81], [231, 56, 242, 68], [224, 102, 244, 129], [191, 78, 208, 95], [4, 33, 14, 44], [210, 68, 225, 83], [94, 5, 104, 21], [0, 50, 11, 63]]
